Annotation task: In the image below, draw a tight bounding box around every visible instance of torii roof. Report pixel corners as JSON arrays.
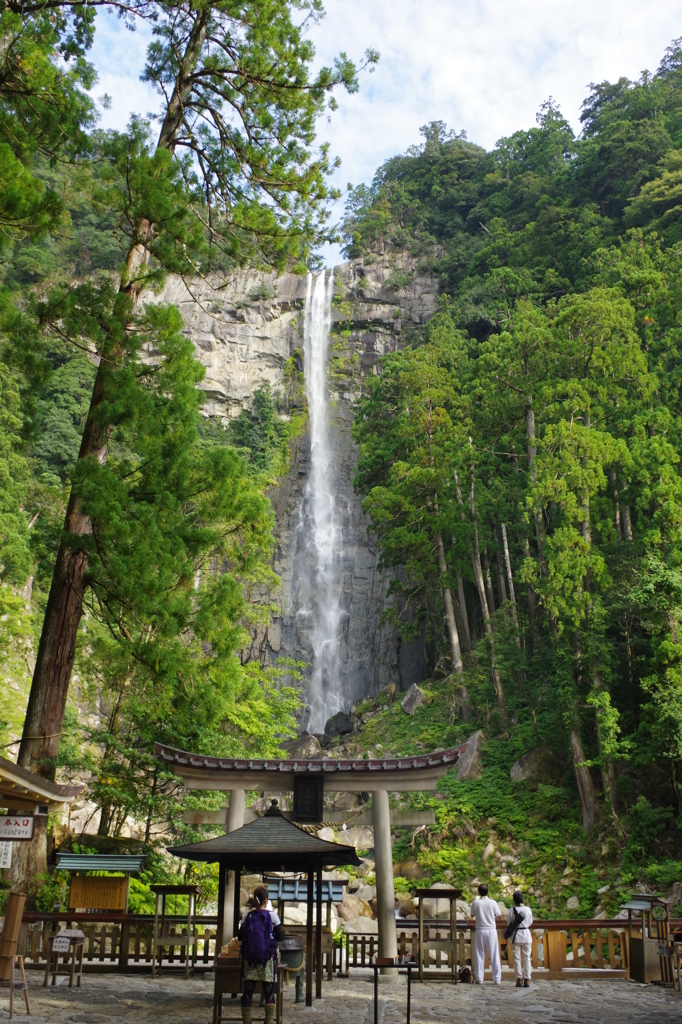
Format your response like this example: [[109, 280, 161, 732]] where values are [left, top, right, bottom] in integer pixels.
[[156, 743, 462, 792], [168, 804, 362, 870]]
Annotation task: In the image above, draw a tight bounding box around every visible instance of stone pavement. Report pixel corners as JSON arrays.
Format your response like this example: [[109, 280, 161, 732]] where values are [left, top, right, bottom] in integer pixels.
[[3, 970, 680, 1024]]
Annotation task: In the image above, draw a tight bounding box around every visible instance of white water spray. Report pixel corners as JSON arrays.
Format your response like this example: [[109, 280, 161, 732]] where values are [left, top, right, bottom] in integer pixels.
[[299, 269, 345, 734]]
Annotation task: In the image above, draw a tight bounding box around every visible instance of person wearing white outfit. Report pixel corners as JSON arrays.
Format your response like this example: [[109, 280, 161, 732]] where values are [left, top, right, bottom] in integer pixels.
[[507, 890, 533, 987], [471, 884, 502, 983]]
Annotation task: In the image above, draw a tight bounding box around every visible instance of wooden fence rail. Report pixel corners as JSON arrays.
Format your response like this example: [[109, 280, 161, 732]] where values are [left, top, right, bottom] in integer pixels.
[[342, 919, 671, 979], [19, 913, 681, 979], [19, 913, 218, 972]]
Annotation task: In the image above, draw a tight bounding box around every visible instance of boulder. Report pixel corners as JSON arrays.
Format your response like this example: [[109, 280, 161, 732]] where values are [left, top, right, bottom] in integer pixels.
[[356, 858, 375, 877], [666, 881, 682, 907], [401, 684, 424, 716], [284, 733, 322, 759], [324, 711, 355, 737], [396, 897, 417, 919], [336, 894, 373, 921], [510, 748, 564, 784], [394, 860, 423, 880], [566, 895, 580, 911], [283, 905, 308, 926], [344, 916, 378, 935], [354, 883, 376, 902], [455, 731, 486, 781], [482, 842, 495, 862], [345, 825, 375, 851], [433, 656, 451, 680]]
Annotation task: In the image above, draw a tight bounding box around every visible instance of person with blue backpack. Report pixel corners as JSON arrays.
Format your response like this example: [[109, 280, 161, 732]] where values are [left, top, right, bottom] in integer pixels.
[[239, 886, 285, 1024]]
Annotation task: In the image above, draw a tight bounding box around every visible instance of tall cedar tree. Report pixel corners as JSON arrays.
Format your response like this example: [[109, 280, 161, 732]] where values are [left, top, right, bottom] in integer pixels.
[[18, 0, 377, 777]]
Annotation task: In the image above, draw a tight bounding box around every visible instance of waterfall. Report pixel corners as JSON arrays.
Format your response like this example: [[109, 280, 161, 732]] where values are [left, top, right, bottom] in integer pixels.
[[298, 269, 345, 734]]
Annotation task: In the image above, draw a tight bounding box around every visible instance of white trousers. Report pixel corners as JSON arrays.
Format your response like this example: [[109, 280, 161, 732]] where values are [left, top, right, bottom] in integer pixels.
[[512, 941, 532, 979], [474, 928, 501, 983]]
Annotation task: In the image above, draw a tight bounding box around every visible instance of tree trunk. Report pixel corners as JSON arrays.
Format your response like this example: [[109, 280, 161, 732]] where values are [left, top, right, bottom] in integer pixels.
[[522, 537, 539, 646], [609, 468, 622, 541], [98, 803, 114, 837], [621, 502, 633, 542], [526, 405, 547, 577], [570, 728, 598, 831], [496, 545, 508, 606], [18, 13, 211, 779], [503, 523, 540, 743], [435, 532, 464, 674], [8, 816, 48, 894], [457, 576, 471, 650], [483, 548, 496, 617], [593, 669, 622, 830], [501, 524, 519, 644]]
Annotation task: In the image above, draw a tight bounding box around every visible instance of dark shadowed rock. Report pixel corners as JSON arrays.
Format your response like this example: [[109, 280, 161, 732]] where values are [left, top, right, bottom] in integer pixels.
[[455, 730, 486, 781], [283, 733, 322, 759], [510, 748, 564, 784], [325, 711, 355, 736]]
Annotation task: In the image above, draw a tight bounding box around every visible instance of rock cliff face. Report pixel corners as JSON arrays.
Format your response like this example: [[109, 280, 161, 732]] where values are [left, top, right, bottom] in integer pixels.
[[155, 254, 438, 727]]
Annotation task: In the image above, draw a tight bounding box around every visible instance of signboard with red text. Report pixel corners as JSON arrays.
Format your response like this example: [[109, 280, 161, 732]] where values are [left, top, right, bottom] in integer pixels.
[[0, 816, 34, 841]]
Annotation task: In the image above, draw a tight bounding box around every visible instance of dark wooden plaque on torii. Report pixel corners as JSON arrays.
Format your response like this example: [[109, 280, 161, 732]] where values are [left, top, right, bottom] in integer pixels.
[[293, 775, 324, 823]]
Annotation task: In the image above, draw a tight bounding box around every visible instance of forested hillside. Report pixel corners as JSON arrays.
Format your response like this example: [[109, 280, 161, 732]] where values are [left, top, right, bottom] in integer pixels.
[[343, 40, 682, 875]]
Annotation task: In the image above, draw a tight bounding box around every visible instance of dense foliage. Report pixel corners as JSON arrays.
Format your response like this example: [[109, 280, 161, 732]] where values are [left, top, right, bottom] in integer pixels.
[[0, 0, 375, 895], [347, 40, 682, 853]]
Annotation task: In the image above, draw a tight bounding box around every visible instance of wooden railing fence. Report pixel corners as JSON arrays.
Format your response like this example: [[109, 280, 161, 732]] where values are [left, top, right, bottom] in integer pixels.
[[19, 912, 681, 980], [19, 913, 218, 972], [342, 919, 656, 979]]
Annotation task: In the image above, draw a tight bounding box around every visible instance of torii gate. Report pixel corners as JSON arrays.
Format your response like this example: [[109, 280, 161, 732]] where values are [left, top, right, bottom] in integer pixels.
[[156, 744, 462, 960]]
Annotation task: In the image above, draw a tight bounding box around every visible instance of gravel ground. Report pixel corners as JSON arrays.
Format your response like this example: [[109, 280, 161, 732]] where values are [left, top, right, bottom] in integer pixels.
[[3, 968, 680, 1024]]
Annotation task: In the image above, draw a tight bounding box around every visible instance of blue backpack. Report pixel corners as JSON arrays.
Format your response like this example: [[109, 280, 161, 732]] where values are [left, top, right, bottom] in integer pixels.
[[241, 909, 277, 967]]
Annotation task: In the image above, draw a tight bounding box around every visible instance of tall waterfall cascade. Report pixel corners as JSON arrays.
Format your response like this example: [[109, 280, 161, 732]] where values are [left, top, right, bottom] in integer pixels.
[[296, 270, 347, 734], [157, 260, 435, 735]]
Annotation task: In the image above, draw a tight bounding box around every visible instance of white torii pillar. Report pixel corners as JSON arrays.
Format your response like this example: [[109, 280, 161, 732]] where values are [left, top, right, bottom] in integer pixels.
[[223, 789, 246, 942], [372, 789, 398, 966]]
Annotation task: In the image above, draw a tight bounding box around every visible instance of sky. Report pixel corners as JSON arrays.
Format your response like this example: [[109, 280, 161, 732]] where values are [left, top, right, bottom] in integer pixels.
[[90, 0, 682, 265]]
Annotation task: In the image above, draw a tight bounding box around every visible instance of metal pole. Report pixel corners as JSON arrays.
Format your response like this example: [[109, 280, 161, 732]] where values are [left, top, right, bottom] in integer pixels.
[[306, 870, 313, 1007], [316, 864, 323, 999], [406, 963, 411, 1024]]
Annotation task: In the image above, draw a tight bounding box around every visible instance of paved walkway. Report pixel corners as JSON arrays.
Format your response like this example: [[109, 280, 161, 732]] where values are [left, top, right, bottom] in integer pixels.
[[5, 970, 680, 1024]]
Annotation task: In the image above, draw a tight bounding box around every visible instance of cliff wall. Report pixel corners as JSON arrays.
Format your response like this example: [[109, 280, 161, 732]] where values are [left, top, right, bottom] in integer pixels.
[[155, 255, 438, 728]]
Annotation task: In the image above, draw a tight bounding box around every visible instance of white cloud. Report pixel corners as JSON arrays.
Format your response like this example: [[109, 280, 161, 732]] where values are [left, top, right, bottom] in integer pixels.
[[87, 1, 682, 264]]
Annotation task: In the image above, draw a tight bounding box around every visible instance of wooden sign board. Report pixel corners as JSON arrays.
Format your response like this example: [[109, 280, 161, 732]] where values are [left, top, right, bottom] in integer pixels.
[[0, 816, 34, 841], [0, 841, 12, 868], [69, 875, 129, 911], [293, 775, 324, 823]]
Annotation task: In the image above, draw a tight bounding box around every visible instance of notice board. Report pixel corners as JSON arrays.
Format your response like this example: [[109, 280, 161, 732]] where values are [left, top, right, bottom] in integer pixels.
[[68, 875, 129, 911]]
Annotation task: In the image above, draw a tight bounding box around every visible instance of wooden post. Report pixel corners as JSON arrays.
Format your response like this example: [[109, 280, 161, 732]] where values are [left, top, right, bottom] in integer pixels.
[[118, 919, 131, 972], [232, 866, 241, 941], [418, 894, 424, 982], [215, 865, 226, 958], [315, 864, 322, 1000], [306, 870, 313, 1007]]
